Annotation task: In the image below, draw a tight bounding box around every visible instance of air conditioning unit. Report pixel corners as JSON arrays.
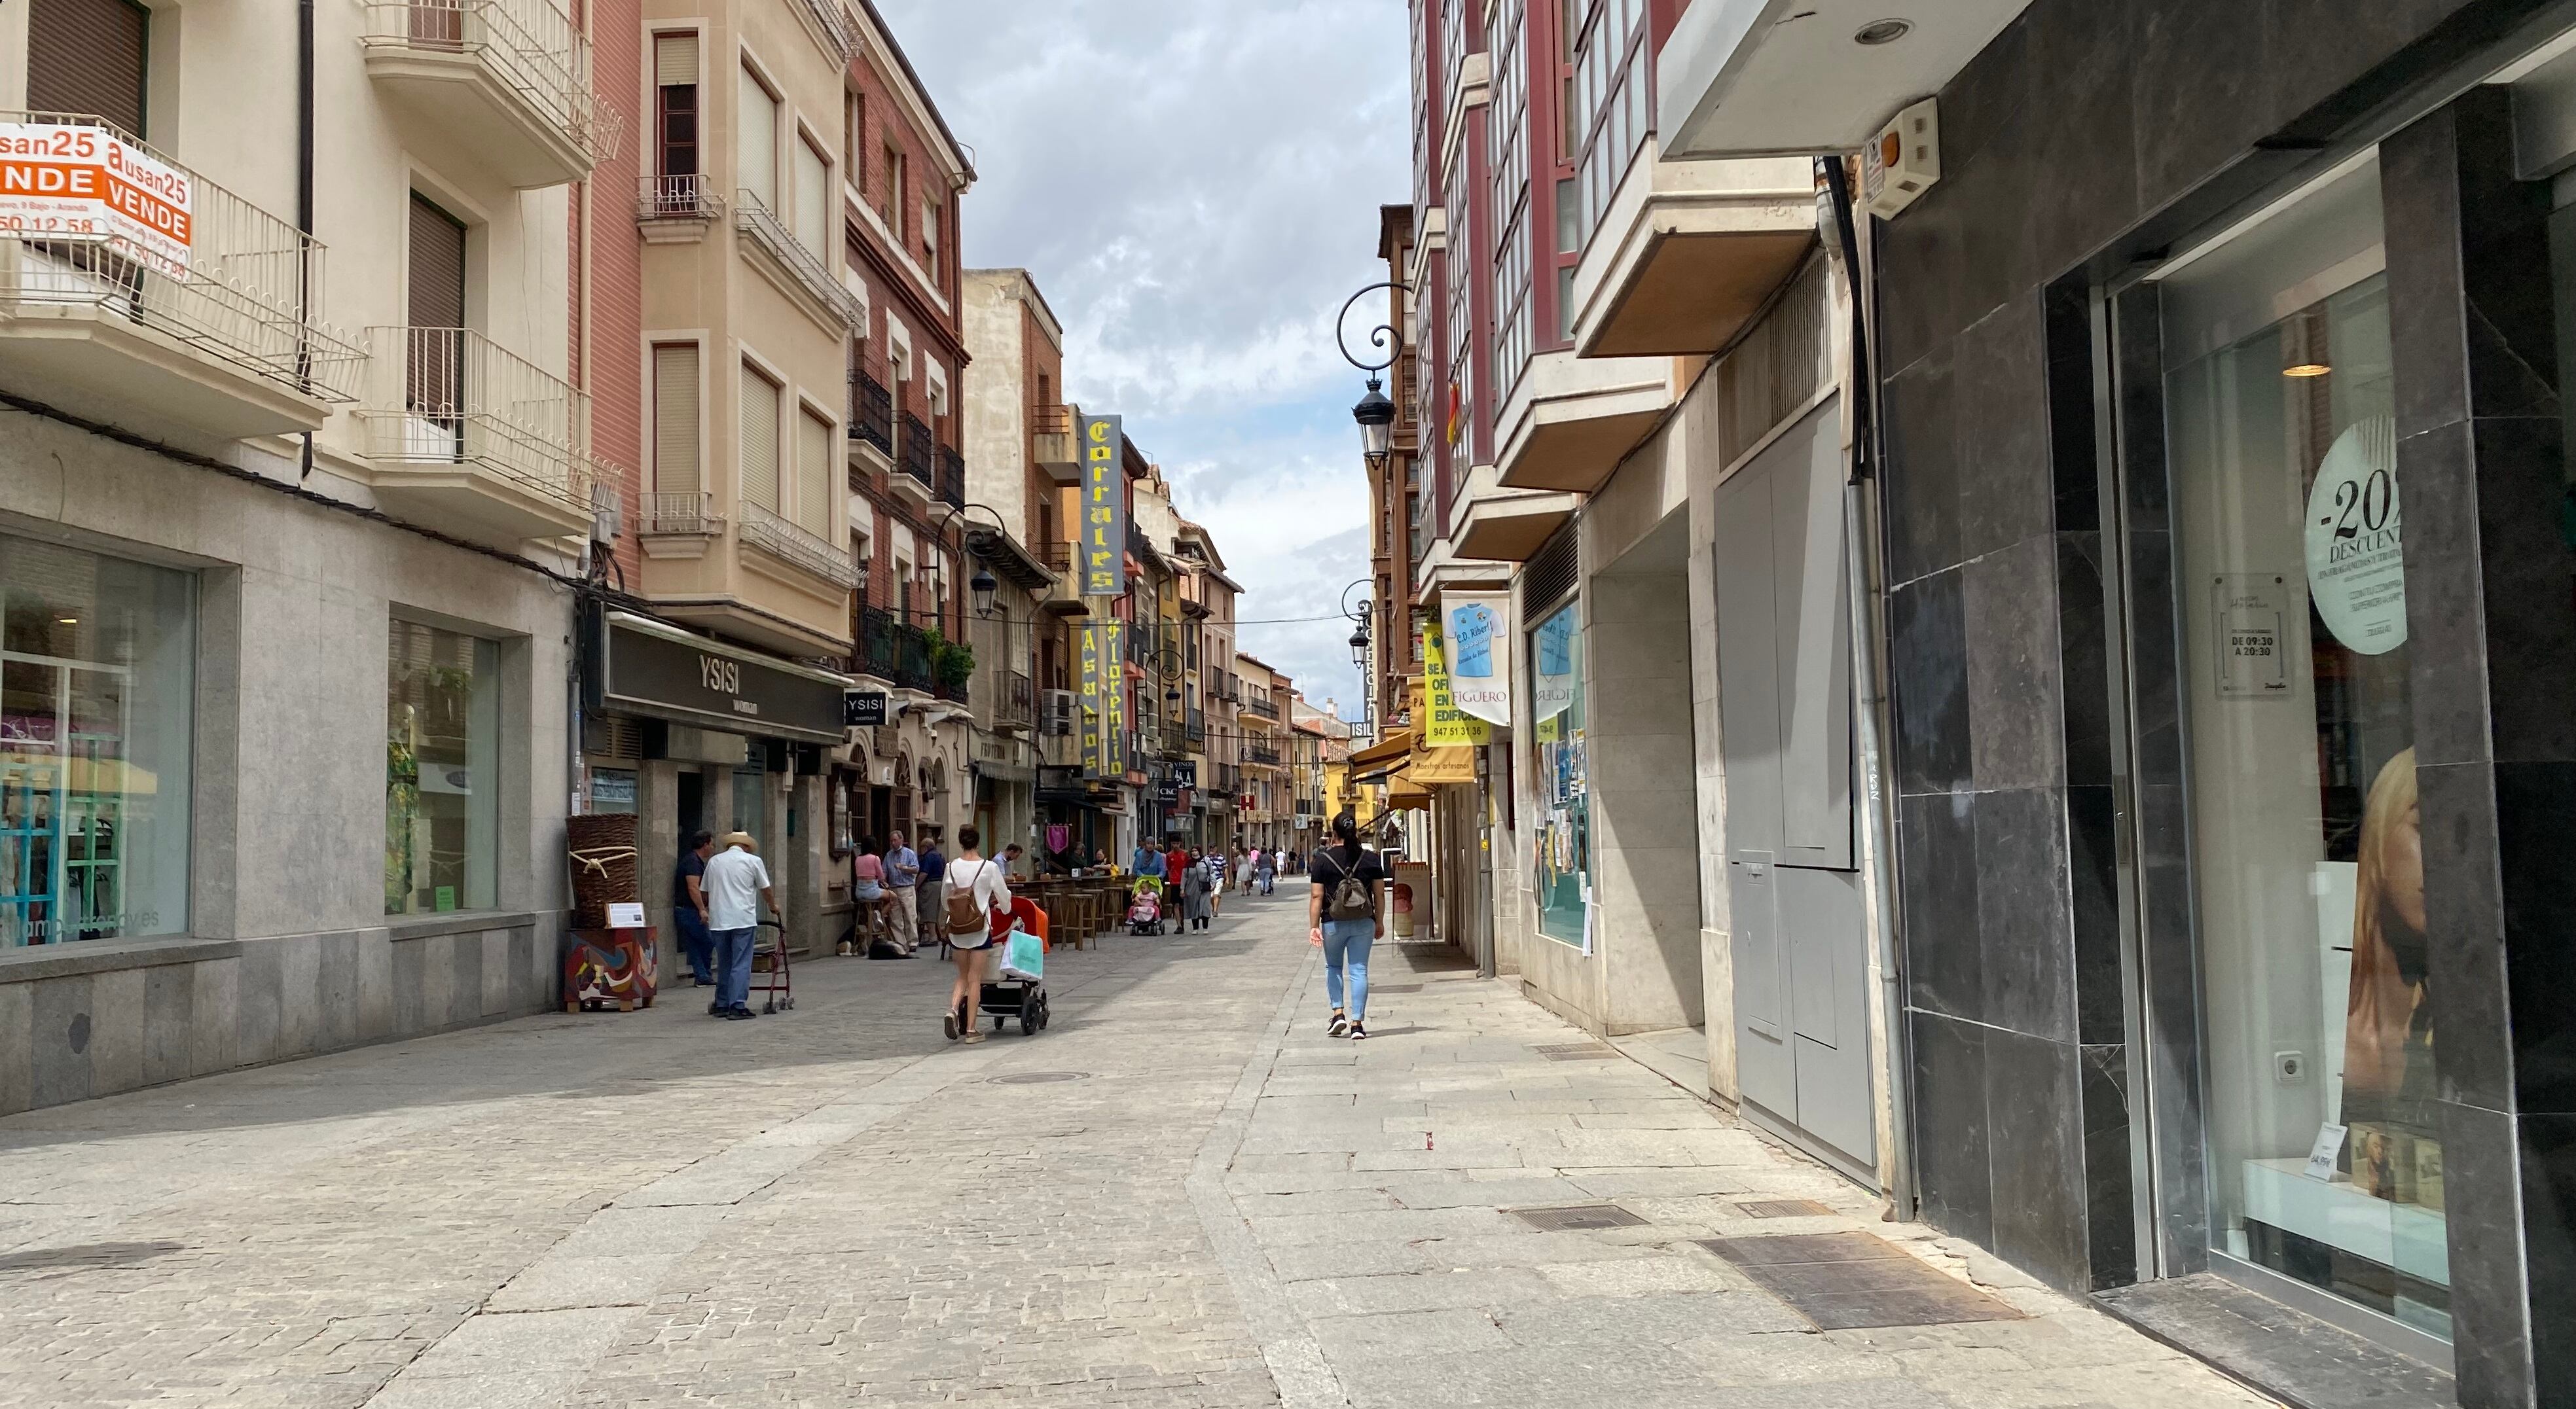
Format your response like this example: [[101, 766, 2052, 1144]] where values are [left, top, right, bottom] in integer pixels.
[[1042, 689, 1078, 736]]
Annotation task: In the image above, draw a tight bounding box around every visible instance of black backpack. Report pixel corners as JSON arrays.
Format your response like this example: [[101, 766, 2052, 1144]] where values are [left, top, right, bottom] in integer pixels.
[[1321, 846, 1375, 921]]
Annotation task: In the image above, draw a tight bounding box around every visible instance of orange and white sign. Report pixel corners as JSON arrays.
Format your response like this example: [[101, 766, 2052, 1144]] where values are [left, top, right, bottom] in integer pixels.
[[0, 123, 195, 278]]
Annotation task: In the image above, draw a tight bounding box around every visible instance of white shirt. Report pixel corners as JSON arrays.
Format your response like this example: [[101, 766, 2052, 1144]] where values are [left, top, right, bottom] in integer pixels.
[[943, 855, 1011, 926], [702, 847, 772, 930]]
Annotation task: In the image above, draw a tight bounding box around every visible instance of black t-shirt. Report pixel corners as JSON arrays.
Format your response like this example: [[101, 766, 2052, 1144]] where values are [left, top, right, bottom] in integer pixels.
[[674, 849, 707, 907], [1309, 844, 1384, 892]]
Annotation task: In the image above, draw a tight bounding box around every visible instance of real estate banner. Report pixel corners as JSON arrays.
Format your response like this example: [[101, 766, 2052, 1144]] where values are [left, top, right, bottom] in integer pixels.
[[1080, 414, 1127, 597], [0, 122, 195, 278], [1441, 590, 1512, 727], [1421, 616, 1491, 748]]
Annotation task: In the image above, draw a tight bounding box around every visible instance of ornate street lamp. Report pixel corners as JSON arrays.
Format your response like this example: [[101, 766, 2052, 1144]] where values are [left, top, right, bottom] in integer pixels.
[[1338, 281, 1409, 473], [923, 501, 1013, 618]]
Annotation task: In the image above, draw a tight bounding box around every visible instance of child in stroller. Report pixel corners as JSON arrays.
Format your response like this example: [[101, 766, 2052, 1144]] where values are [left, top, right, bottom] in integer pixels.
[[1126, 876, 1167, 935]]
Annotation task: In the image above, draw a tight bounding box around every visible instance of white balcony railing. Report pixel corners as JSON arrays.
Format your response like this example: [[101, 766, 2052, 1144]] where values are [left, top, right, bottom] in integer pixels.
[[645, 492, 721, 535], [357, 325, 592, 514], [735, 190, 860, 329], [636, 174, 725, 223], [740, 503, 858, 587], [797, 0, 861, 63], [0, 113, 366, 402], [361, 0, 623, 168]]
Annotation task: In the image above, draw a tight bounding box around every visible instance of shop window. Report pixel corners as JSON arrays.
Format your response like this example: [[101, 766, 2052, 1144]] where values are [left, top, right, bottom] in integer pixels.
[[2156, 158, 2440, 1336], [386, 618, 498, 916], [1, 533, 192, 946], [1527, 599, 1585, 948]]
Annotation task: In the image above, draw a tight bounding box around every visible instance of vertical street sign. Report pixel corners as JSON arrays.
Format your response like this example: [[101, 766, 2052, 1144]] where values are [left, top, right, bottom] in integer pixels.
[[1079, 622, 1104, 778], [1081, 413, 1127, 597], [1101, 621, 1128, 778]]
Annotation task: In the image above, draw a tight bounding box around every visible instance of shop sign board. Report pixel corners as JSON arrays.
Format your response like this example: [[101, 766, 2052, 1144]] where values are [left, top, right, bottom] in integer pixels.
[[1079, 620, 1128, 779], [844, 690, 888, 726], [587, 610, 845, 745], [2304, 416, 2406, 656], [1421, 616, 1491, 747], [1080, 413, 1128, 597], [0, 122, 195, 277], [1442, 590, 1513, 726]]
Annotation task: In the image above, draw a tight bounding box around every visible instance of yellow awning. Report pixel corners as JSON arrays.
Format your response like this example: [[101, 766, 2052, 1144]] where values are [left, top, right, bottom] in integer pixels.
[[1409, 743, 1476, 786], [1347, 729, 1415, 771]]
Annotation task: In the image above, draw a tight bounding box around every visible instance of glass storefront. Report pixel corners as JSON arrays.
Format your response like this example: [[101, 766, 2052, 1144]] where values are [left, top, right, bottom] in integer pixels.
[[1527, 599, 1586, 947], [386, 619, 498, 915], [0, 534, 194, 945], [2160, 158, 2446, 1337]]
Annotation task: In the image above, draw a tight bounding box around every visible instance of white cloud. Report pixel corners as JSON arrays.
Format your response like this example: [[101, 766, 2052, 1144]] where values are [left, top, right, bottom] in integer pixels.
[[877, 0, 1404, 705]]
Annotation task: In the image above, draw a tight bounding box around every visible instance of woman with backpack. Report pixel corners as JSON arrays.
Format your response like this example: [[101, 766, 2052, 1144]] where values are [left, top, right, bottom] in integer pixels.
[[941, 825, 1013, 1044], [1307, 813, 1387, 1040]]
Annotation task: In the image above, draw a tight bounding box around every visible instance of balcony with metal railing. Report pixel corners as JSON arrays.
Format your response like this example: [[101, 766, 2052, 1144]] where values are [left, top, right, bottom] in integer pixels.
[[847, 369, 893, 466], [891, 412, 934, 507], [1037, 537, 1084, 615], [1186, 708, 1205, 745], [1243, 694, 1280, 722], [1031, 401, 1079, 480], [740, 502, 857, 588], [1245, 743, 1282, 767], [734, 189, 859, 335], [357, 325, 600, 544], [360, 0, 621, 188], [635, 173, 723, 241], [642, 491, 721, 540], [0, 114, 367, 442], [935, 445, 966, 510]]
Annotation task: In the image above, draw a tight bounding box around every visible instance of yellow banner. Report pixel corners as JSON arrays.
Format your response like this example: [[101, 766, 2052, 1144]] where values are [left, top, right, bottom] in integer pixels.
[[1421, 615, 1491, 747]]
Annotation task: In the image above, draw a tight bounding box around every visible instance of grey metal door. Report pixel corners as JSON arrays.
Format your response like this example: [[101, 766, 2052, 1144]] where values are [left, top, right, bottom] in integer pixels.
[[1713, 397, 1875, 1174]]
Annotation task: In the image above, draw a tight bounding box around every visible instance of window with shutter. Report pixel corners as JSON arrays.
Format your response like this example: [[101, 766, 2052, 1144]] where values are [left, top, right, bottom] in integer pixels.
[[651, 344, 701, 499], [407, 195, 469, 429], [738, 65, 778, 211], [794, 136, 829, 259], [28, 0, 149, 135], [740, 364, 780, 512], [654, 34, 700, 183], [797, 407, 832, 535]]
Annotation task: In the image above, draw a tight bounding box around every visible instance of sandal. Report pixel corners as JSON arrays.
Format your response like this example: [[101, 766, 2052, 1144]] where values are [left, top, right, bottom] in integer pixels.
[[943, 1005, 961, 1041]]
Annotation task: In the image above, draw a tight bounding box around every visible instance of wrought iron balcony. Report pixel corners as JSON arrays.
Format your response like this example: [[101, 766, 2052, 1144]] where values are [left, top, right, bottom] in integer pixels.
[[893, 411, 934, 503], [0, 113, 365, 440], [740, 502, 858, 588], [360, 0, 621, 187], [1187, 708, 1205, 744], [635, 173, 723, 238], [734, 189, 858, 332], [848, 369, 893, 461], [935, 445, 966, 509], [358, 325, 596, 544]]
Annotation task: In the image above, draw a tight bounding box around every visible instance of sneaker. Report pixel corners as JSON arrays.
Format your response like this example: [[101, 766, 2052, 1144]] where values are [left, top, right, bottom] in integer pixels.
[[1327, 1012, 1349, 1038], [1347, 1023, 1368, 1041], [943, 1007, 961, 1041], [961, 1030, 989, 1044], [725, 1007, 757, 1021]]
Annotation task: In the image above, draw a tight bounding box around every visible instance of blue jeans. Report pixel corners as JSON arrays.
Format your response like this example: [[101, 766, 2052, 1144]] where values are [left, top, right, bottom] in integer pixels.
[[712, 926, 757, 1010], [676, 908, 713, 984], [1322, 919, 1374, 1022]]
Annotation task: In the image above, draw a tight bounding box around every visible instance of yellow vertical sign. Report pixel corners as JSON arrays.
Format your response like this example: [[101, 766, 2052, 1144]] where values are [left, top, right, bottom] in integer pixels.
[[1422, 616, 1491, 747], [1081, 414, 1127, 597]]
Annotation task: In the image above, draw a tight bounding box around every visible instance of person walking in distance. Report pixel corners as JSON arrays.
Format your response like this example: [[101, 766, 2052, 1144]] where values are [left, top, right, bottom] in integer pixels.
[[673, 830, 717, 987], [1308, 813, 1387, 1040], [1256, 846, 1277, 896], [702, 831, 780, 1020], [941, 825, 1013, 1043], [916, 829, 948, 946], [884, 829, 922, 953], [1181, 849, 1214, 932]]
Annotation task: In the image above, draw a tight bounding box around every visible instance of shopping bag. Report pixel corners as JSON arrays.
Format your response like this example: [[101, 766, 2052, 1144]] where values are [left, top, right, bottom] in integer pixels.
[[1000, 925, 1045, 981]]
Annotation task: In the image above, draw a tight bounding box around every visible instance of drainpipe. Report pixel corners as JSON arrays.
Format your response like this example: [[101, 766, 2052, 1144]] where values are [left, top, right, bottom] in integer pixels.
[[1821, 154, 1916, 1221], [296, 0, 315, 480]]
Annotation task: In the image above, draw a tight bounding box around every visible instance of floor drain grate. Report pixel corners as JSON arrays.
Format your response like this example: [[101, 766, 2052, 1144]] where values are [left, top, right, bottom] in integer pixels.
[[1735, 1199, 1836, 1219], [1512, 1204, 1648, 1232], [1532, 1043, 1622, 1060], [989, 1072, 1089, 1085], [1697, 1232, 2025, 1330]]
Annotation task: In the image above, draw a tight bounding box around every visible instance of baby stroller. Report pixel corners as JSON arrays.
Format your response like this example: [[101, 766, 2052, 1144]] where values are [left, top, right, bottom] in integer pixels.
[[975, 898, 1051, 1037], [1125, 885, 1165, 936]]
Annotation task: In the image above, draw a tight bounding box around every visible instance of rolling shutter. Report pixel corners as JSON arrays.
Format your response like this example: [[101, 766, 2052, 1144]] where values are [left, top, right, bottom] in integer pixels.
[[653, 31, 698, 87], [796, 406, 832, 534], [28, 0, 149, 134], [651, 345, 700, 499], [737, 65, 778, 211], [740, 365, 780, 512], [407, 195, 469, 419], [793, 137, 829, 258]]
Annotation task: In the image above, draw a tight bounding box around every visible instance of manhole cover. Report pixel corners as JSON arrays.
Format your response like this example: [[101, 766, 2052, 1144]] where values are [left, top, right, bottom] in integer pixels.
[[1512, 1204, 1648, 1232], [989, 1071, 1089, 1085], [1532, 1043, 1622, 1061], [1737, 1199, 1836, 1219]]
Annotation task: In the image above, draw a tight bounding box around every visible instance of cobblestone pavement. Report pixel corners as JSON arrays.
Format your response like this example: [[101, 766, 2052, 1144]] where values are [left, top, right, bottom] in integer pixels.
[[0, 895, 2273, 1408]]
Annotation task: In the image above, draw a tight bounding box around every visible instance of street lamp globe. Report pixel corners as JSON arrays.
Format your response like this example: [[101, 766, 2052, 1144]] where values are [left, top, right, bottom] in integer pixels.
[[1352, 378, 1396, 469], [970, 565, 998, 618]]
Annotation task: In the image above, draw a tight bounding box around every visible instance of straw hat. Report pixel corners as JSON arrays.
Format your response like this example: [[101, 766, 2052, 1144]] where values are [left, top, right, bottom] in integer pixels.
[[721, 830, 757, 852]]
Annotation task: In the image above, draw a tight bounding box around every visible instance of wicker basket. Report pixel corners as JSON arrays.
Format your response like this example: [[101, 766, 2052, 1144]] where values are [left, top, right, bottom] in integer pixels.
[[567, 812, 641, 930]]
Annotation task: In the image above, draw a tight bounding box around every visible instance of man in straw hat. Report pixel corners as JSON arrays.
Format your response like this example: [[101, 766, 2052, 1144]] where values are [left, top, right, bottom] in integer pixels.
[[702, 831, 779, 1020]]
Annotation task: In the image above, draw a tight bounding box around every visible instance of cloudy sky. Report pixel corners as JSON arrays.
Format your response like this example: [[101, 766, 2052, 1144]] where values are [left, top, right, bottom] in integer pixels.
[[876, 0, 1407, 719]]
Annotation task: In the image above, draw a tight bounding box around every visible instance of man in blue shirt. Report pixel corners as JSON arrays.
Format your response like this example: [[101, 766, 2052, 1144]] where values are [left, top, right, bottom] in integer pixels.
[[885, 829, 922, 951], [1134, 838, 1160, 878], [916, 830, 947, 946]]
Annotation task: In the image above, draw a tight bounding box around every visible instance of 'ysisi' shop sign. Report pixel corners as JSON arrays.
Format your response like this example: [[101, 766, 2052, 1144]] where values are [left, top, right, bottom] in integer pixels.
[[584, 609, 846, 743]]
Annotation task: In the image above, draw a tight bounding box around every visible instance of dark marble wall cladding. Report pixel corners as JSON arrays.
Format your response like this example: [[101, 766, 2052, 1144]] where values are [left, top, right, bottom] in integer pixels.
[[1876, 0, 2543, 1315], [2378, 83, 2576, 1407]]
